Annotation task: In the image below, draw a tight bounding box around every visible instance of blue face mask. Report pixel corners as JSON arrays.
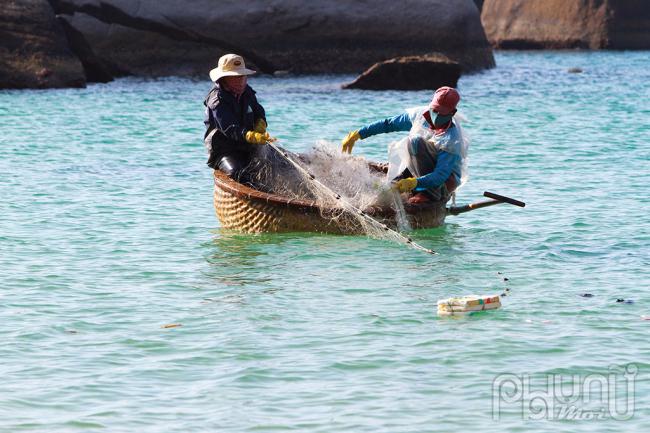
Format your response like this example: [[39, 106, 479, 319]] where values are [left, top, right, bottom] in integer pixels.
[[433, 112, 454, 127], [433, 114, 454, 128]]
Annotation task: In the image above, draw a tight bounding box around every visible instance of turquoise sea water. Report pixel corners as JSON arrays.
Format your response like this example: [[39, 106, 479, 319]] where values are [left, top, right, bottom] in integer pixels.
[[1, 52, 649, 432]]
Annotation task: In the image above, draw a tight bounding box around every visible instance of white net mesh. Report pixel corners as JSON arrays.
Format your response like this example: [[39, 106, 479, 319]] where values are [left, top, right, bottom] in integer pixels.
[[248, 141, 388, 206], [245, 141, 433, 254]]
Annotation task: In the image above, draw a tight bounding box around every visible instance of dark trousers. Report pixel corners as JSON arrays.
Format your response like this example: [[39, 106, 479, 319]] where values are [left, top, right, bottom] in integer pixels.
[[396, 136, 450, 202], [214, 151, 255, 185], [408, 136, 437, 179], [210, 145, 298, 192]]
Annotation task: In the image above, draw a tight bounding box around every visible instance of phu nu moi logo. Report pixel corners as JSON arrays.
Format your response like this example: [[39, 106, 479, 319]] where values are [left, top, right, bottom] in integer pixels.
[[492, 364, 637, 421]]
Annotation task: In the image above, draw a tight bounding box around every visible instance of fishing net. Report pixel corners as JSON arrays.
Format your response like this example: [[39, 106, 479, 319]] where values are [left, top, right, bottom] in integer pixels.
[[242, 141, 423, 250]]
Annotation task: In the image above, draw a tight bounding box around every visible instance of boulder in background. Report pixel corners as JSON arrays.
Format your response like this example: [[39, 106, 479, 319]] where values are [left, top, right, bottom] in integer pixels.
[[606, 0, 650, 49], [49, 0, 495, 77], [343, 55, 461, 91], [56, 16, 114, 82], [0, 0, 86, 89], [481, 0, 650, 49]]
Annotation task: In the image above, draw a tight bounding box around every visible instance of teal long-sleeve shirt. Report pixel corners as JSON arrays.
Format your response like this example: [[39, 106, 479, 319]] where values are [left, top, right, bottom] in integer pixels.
[[358, 113, 461, 190]]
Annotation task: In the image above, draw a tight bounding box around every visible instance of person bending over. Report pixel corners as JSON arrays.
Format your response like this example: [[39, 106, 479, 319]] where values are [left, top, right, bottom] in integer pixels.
[[341, 87, 468, 204]]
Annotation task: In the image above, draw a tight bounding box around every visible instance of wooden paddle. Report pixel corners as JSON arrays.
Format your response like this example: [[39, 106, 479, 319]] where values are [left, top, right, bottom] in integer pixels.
[[447, 191, 525, 215], [483, 191, 526, 207]]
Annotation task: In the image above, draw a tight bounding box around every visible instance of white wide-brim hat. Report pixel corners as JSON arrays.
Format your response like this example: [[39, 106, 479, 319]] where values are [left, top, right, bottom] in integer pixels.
[[209, 54, 256, 82]]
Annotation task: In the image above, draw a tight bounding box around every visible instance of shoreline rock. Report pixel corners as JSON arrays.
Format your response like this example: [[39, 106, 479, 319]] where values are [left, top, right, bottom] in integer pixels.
[[343, 55, 461, 91], [2, 0, 496, 89], [56, 16, 114, 83], [48, 0, 494, 77], [0, 0, 86, 89], [481, 0, 650, 50]]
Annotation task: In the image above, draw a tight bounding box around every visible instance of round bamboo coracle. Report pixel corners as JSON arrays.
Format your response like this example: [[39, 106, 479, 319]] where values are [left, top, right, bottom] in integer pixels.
[[213, 170, 446, 234]]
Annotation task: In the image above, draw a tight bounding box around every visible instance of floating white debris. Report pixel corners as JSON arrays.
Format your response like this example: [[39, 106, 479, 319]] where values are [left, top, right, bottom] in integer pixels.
[[437, 294, 501, 316]]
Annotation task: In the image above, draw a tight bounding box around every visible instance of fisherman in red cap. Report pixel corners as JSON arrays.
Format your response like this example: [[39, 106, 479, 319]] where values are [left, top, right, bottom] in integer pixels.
[[341, 86, 468, 204]]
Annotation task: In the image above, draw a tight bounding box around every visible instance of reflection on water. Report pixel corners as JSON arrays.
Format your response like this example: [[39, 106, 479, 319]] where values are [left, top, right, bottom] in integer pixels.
[[203, 229, 332, 287], [203, 230, 274, 287]]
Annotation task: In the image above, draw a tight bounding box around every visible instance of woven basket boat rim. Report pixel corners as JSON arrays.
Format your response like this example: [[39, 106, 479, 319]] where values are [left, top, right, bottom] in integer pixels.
[[213, 162, 445, 216], [213, 169, 322, 210]]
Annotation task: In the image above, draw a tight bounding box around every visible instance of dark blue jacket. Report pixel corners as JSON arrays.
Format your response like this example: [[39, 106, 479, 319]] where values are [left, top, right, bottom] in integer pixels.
[[203, 83, 266, 154]]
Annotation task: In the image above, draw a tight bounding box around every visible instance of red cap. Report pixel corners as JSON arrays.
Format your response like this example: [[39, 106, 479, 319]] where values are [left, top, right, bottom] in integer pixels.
[[429, 86, 460, 116]]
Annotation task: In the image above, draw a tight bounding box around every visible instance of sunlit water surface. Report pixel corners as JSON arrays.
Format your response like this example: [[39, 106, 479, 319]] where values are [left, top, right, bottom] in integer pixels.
[[1, 52, 649, 432]]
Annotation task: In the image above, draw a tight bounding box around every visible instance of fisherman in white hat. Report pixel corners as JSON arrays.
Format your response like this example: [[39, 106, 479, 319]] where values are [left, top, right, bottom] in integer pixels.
[[203, 54, 276, 183]]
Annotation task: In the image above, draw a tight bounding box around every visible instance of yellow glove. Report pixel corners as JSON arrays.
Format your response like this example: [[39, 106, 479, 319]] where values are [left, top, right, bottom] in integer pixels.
[[393, 177, 418, 193], [341, 130, 361, 154], [245, 131, 276, 145], [254, 118, 267, 133]]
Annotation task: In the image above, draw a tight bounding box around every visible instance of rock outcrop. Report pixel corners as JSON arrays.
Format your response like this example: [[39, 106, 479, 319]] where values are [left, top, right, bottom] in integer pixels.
[[0, 0, 86, 89], [55, 16, 114, 82], [481, 0, 650, 49], [49, 0, 495, 77], [58, 12, 225, 78], [343, 55, 461, 91], [606, 0, 650, 49]]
